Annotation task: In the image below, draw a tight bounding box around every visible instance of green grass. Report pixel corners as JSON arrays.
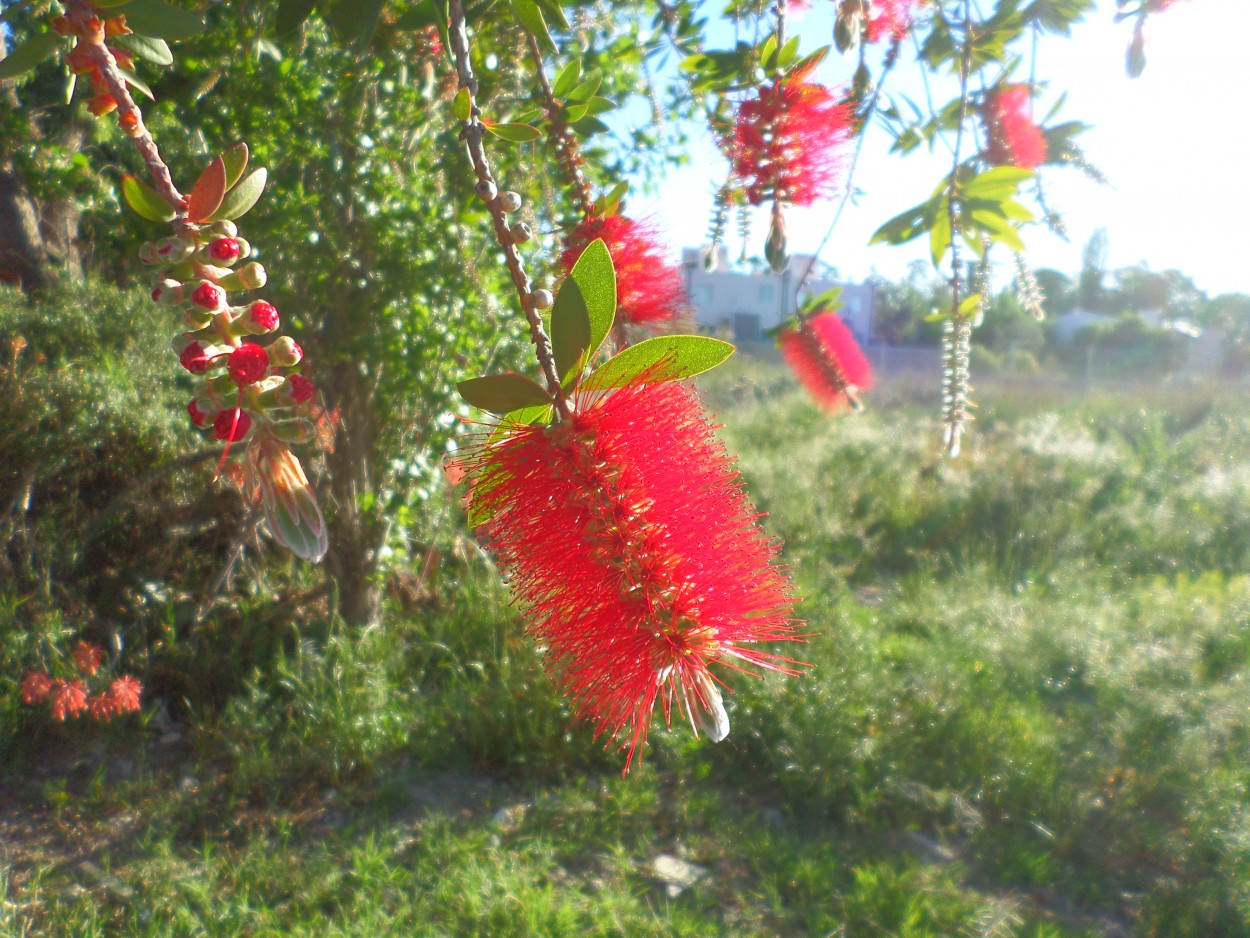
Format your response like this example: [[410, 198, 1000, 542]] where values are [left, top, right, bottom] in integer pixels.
[[5, 356, 1250, 936]]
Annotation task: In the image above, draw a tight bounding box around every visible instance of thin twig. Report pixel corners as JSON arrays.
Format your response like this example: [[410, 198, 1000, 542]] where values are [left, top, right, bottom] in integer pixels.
[[67, 1, 185, 215], [447, 0, 572, 420], [524, 30, 595, 218]]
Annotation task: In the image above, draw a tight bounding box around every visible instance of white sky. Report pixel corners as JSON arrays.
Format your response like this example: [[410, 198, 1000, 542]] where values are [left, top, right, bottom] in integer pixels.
[[629, 0, 1249, 296]]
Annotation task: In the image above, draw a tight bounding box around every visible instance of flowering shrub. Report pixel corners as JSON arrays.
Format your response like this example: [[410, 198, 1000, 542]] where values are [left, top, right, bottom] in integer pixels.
[[982, 84, 1048, 169], [21, 642, 142, 724]]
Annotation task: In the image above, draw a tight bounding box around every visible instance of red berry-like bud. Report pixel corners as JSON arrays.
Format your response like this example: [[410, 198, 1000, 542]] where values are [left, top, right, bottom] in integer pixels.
[[187, 399, 215, 427], [269, 336, 303, 367], [227, 343, 270, 385], [179, 341, 212, 374], [248, 301, 280, 332], [88, 94, 118, 117], [213, 408, 252, 442], [286, 374, 315, 404], [191, 282, 226, 310], [209, 238, 241, 262]]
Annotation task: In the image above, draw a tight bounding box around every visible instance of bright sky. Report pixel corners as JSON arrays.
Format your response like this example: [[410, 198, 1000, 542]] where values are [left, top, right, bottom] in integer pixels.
[[630, 1, 1249, 297]]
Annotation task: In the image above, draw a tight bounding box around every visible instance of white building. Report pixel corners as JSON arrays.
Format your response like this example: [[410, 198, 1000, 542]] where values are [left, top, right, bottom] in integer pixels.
[[681, 247, 875, 344]]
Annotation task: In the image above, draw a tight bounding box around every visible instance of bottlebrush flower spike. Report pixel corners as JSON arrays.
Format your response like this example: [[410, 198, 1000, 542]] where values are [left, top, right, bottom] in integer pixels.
[[731, 63, 854, 207], [864, 0, 925, 43], [778, 310, 874, 412], [20, 671, 53, 705], [982, 85, 1048, 169], [49, 679, 89, 721], [73, 641, 104, 677], [466, 380, 801, 770], [560, 215, 687, 329]]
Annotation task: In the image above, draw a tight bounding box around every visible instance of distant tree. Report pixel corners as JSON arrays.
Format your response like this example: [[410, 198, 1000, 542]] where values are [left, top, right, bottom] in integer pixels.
[[1077, 228, 1109, 311], [1033, 268, 1076, 318], [870, 262, 944, 346]]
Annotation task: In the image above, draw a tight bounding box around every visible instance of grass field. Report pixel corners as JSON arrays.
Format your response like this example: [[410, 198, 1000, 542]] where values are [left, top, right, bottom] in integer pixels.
[[4, 360, 1250, 937]]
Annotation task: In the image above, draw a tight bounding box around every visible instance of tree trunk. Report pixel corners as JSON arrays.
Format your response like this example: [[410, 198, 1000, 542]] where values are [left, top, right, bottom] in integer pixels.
[[0, 165, 51, 293]]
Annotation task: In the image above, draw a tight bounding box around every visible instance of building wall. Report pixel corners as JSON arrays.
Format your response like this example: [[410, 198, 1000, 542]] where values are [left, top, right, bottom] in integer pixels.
[[681, 248, 875, 344]]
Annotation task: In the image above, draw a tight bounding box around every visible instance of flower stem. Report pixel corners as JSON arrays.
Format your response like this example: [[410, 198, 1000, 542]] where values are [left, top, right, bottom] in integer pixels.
[[447, 0, 572, 420], [523, 29, 595, 219]]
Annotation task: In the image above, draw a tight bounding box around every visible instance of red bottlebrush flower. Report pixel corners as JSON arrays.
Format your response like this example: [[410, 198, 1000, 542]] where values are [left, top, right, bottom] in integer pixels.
[[982, 85, 1048, 169], [731, 65, 854, 207], [470, 380, 801, 769], [20, 671, 53, 705], [49, 679, 89, 721], [865, 0, 924, 43], [209, 237, 241, 262], [88, 693, 115, 722], [560, 215, 687, 328], [285, 374, 315, 404], [779, 310, 874, 412], [191, 281, 226, 311], [214, 407, 253, 442], [227, 343, 270, 385], [248, 300, 279, 332], [179, 341, 214, 374], [73, 641, 104, 677], [106, 676, 143, 715]]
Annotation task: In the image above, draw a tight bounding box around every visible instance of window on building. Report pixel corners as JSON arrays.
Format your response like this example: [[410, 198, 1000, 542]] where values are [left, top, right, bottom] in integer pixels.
[[733, 313, 762, 343]]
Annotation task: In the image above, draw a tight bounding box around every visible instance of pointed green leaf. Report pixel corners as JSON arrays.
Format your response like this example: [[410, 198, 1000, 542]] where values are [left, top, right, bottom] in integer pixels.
[[453, 87, 471, 121], [870, 200, 935, 246], [563, 238, 615, 368], [112, 33, 173, 66], [457, 373, 551, 414], [120, 0, 206, 40], [208, 167, 267, 221], [326, 0, 385, 46], [121, 174, 176, 222], [512, 0, 555, 53], [533, 0, 569, 30], [929, 203, 952, 267], [483, 122, 542, 143], [582, 335, 735, 392], [962, 165, 1033, 199], [552, 59, 581, 98], [551, 280, 591, 383], [565, 74, 601, 103], [117, 68, 155, 101], [0, 32, 63, 80], [221, 142, 249, 190]]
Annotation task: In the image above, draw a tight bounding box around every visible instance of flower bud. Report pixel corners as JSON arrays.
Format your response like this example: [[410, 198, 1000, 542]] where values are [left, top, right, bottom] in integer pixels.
[[233, 238, 252, 260], [155, 237, 195, 265], [187, 399, 217, 428], [183, 308, 214, 330], [151, 279, 183, 304], [213, 408, 253, 442], [204, 220, 238, 239], [235, 262, 267, 290], [510, 223, 533, 244], [499, 191, 522, 212], [268, 336, 303, 367], [191, 281, 226, 311], [138, 242, 159, 266], [269, 417, 315, 445], [285, 374, 315, 404], [246, 300, 280, 333], [209, 238, 241, 264], [529, 289, 553, 310], [475, 179, 497, 202], [179, 341, 214, 374], [227, 343, 270, 386]]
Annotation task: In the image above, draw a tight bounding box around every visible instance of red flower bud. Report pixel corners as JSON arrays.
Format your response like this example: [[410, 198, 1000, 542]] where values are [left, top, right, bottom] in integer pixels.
[[269, 336, 303, 367], [88, 94, 118, 117], [73, 641, 104, 677], [248, 301, 280, 332], [209, 238, 241, 263], [20, 671, 53, 705], [179, 341, 213, 374], [227, 343, 270, 386], [187, 399, 216, 427], [191, 282, 226, 311], [286, 374, 315, 404], [213, 408, 252, 442]]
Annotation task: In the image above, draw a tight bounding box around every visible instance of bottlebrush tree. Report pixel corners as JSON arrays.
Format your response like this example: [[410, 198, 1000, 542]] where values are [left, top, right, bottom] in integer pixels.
[[0, 0, 1187, 765]]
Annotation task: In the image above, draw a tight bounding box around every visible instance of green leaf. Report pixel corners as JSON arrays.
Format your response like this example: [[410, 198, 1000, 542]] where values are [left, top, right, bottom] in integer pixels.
[[582, 336, 735, 392], [552, 59, 581, 98], [513, 0, 555, 53], [483, 122, 541, 143], [457, 373, 551, 414], [870, 200, 935, 246], [565, 75, 601, 104], [453, 87, 471, 121], [187, 156, 226, 222], [0, 32, 64, 80], [564, 239, 615, 366], [121, 174, 175, 222], [120, 0, 206, 40], [325, 0, 385, 46], [274, 0, 318, 37], [221, 142, 249, 190], [208, 167, 267, 221], [929, 203, 952, 267], [91, 0, 136, 8], [111, 33, 173, 66], [777, 35, 800, 69], [117, 68, 154, 101], [550, 280, 591, 382], [962, 165, 1033, 199], [593, 181, 628, 217], [533, 0, 570, 30]]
